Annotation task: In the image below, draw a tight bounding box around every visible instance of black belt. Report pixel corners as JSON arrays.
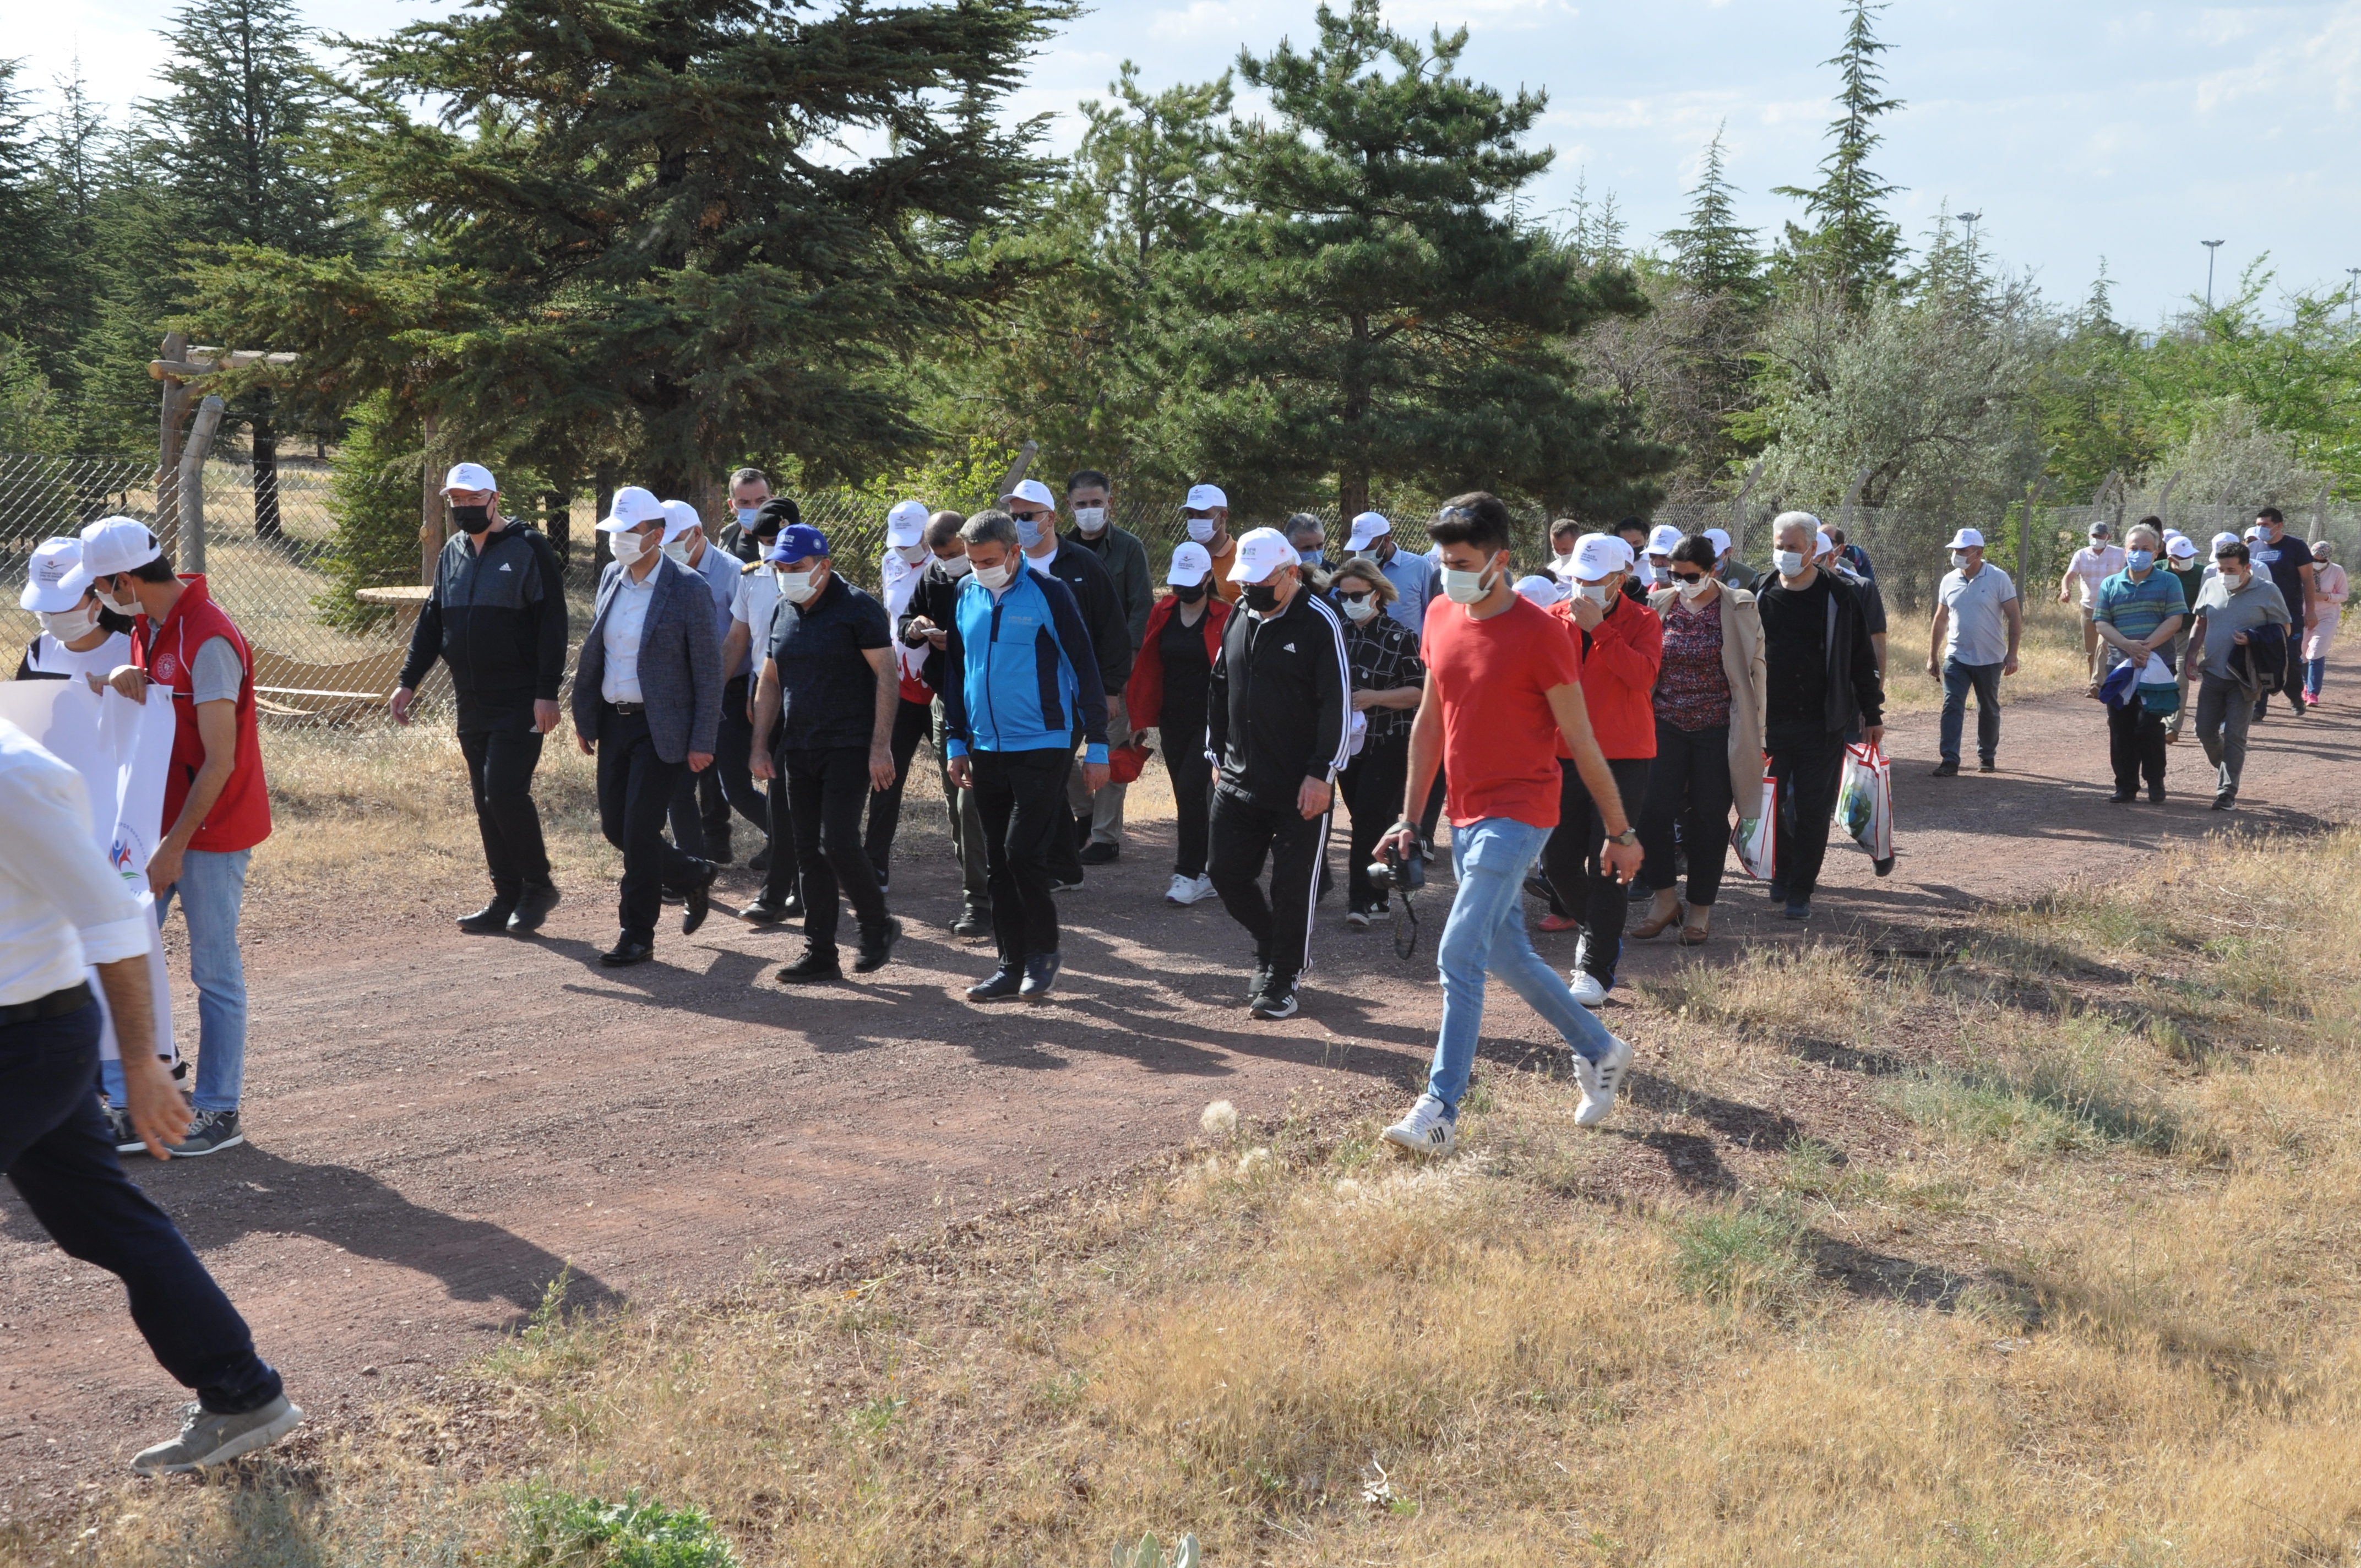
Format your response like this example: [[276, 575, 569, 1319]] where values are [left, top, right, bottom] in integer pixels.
[[1, 981, 94, 1026], [607, 701, 646, 716]]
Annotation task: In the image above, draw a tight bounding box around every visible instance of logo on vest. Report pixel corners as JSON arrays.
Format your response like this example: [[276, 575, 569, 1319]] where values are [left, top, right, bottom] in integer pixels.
[[154, 654, 178, 680]]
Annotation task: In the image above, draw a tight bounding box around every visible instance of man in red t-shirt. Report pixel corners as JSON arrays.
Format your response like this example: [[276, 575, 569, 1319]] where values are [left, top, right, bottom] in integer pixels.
[[1375, 493, 1641, 1160]]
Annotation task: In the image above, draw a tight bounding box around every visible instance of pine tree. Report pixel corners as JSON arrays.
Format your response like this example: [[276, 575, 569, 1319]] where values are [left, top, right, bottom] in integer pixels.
[[0, 58, 51, 332], [1151, 0, 1671, 519], [1773, 0, 1906, 304], [1662, 124, 1765, 307]]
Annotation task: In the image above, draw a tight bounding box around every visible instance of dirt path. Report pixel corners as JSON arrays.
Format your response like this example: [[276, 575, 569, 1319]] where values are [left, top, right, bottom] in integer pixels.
[[6, 658, 2355, 1502]]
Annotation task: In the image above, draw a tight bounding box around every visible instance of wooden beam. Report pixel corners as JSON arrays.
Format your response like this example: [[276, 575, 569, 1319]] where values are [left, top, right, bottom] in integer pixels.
[[149, 350, 301, 380]]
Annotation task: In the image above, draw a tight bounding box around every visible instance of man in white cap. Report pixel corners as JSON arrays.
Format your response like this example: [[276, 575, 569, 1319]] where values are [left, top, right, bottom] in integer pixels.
[[1005, 476, 1130, 881], [861, 499, 942, 886], [14, 536, 138, 684], [1063, 471, 1153, 862], [76, 515, 271, 1156], [1183, 484, 1244, 605], [1927, 526, 2020, 777], [1123, 541, 1226, 906], [2058, 518, 2126, 679], [1703, 526, 1758, 590], [392, 462, 572, 937], [1205, 527, 1352, 1020], [1345, 510, 1434, 634], [1641, 524, 1684, 590], [572, 487, 722, 966]]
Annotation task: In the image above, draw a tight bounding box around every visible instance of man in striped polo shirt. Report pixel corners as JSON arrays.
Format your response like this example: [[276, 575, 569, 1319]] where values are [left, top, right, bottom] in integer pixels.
[[2092, 521, 2187, 804]]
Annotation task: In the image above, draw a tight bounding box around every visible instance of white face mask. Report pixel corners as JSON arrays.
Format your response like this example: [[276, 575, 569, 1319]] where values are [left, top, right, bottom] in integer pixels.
[[94, 582, 139, 617], [1340, 594, 1379, 623], [972, 560, 1014, 591], [1551, 550, 1577, 578], [610, 528, 652, 565], [1677, 577, 1712, 603], [1575, 581, 1614, 606], [894, 543, 928, 566], [1073, 505, 1107, 536], [1440, 559, 1500, 605], [940, 554, 973, 579], [662, 536, 697, 564], [39, 604, 102, 642], [1185, 516, 1217, 545], [1951, 551, 1971, 570], [1774, 549, 1807, 578], [776, 568, 818, 605]]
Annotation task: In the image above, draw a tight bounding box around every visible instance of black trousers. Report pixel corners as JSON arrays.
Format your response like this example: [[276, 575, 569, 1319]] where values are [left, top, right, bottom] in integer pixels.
[[5, 999, 282, 1415], [1543, 755, 1654, 983], [712, 673, 766, 835], [458, 726, 551, 901], [782, 744, 892, 951], [861, 696, 934, 881], [1208, 783, 1330, 988], [596, 705, 702, 942], [1338, 731, 1408, 908], [1766, 727, 1846, 900], [1639, 720, 1733, 907], [971, 747, 1073, 964], [759, 770, 802, 905], [1164, 703, 1212, 878], [2108, 699, 2168, 791]]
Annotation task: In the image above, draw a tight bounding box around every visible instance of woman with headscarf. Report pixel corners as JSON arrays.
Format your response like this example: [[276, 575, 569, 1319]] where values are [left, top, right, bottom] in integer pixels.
[[2304, 540, 2346, 703]]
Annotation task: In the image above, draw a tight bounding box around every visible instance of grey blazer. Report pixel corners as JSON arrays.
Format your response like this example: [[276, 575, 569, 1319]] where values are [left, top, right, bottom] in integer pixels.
[[571, 554, 722, 763]]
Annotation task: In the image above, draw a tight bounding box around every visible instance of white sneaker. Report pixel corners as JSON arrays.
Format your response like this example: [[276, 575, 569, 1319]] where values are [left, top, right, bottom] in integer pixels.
[[1569, 969, 1609, 1007], [1574, 1035, 1633, 1126], [1165, 873, 1215, 906], [1381, 1093, 1457, 1158]]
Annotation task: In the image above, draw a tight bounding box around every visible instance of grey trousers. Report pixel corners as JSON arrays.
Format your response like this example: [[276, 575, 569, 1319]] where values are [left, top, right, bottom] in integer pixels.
[[932, 698, 993, 916], [2193, 673, 2255, 794], [1067, 692, 1133, 845]]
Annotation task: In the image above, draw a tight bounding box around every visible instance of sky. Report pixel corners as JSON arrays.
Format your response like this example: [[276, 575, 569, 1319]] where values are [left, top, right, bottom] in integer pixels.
[[14, 0, 2360, 325]]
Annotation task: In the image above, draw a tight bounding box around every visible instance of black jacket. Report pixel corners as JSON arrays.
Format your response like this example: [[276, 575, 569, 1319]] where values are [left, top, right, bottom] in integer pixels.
[[1206, 588, 1352, 810], [399, 523, 570, 727], [1031, 539, 1133, 695], [1758, 567, 1884, 737], [897, 557, 970, 695]]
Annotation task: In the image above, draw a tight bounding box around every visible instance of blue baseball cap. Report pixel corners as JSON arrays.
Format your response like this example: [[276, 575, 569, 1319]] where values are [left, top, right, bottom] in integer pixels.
[[764, 524, 831, 565]]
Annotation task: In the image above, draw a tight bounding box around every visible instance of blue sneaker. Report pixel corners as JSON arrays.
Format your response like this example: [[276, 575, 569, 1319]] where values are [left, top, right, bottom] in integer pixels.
[[1020, 951, 1062, 1000], [1783, 897, 1811, 921]]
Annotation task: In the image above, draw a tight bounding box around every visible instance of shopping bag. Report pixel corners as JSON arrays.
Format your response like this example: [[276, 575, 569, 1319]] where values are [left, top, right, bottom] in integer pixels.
[[1834, 742, 1893, 862], [1731, 761, 1777, 881]]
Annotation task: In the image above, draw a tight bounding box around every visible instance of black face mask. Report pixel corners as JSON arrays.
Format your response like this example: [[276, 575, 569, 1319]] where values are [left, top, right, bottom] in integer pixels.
[[452, 504, 492, 535], [1172, 582, 1207, 605], [1242, 582, 1281, 613]]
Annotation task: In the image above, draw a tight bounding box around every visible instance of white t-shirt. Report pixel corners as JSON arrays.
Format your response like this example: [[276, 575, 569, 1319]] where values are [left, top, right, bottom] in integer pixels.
[[20, 629, 134, 685], [730, 560, 781, 663], [2068, 544, 2126, 607]]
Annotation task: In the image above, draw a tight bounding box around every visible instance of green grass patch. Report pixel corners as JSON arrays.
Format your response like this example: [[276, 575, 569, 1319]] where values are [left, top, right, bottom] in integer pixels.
[[511, 1488, 737, 1568], [1669, 1204, 1815, 1314]]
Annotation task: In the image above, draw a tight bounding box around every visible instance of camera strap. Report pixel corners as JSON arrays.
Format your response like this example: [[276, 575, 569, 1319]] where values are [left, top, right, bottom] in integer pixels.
[[1393, 895, 1419, 962]]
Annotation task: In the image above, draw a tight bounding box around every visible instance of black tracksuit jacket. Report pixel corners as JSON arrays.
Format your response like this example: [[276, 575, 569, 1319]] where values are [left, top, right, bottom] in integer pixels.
[[1206, 588, 1353, 810], [398, 523, 570, 730]]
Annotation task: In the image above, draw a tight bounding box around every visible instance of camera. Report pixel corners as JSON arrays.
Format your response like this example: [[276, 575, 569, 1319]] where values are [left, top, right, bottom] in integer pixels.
[[1368, 837, 1426, 896]]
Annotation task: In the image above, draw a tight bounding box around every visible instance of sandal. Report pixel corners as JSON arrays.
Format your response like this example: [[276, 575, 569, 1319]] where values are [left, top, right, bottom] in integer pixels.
[[1678, 907, 1712, 945], [1631, 896, 1683, 940]]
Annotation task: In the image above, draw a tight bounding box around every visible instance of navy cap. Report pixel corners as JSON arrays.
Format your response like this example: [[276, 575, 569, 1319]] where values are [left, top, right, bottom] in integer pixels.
[[752, 496, 801, 535], [764, 523, 830, 564]]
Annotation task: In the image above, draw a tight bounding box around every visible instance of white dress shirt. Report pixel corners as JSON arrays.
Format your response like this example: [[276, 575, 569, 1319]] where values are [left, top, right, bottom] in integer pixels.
[[600, 566, 657, 703], [730, 562, 781, 662], [0, 720, 150, 1006]]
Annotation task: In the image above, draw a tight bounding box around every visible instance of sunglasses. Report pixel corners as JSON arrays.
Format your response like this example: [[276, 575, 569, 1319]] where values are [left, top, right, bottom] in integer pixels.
[[1336, 589, 1373, 603], [1670, 571, 1707, 584]]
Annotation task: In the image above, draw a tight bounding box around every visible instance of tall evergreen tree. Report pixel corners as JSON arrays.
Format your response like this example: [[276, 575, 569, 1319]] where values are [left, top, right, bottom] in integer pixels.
[[1773, 0, 1906, 305], [0, 59, 52, 334], [1663, 124, 1764, 307], [1152, 0, 1670, 519]]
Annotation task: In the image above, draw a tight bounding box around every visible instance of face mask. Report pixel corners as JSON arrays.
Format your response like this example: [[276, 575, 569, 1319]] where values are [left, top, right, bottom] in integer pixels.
[[776, 569, 818, 605], [662, 537, 697, 564], [1172, 581, 1207, 605], [1951, 551, 1972, 570], [1299, 549, 1324, 570], [1676, 578, 1711, 603], [1576, 582, 1614, 606], [1440, 560, 1499, 605], [1647, 564, 1669, 586], [2126, 549, 2155, 571], [452, 503, 492, 535], [1340, 594, 1377, 623], [95, 582, 139, 617], [1242, 582, 1282, 614], [940, 554, 973, 579], [1072, 506, 1107, 536], [610, 529, 652, 565], [2221, 569, 2248, 589], [1016, 513, 1049, 550], [972, 560, 1014, 591], [1185, 516, 1217, 545], [736, 508, 762, 529], [1551, 551, 1577, 578], [894, 543, 928, 566], [39, 605, 101, 642], [1774, 549, 1807, 577]]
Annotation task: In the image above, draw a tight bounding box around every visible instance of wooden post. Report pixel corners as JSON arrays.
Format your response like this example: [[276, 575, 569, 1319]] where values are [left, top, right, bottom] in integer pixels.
[[2015, 476, 2053, 588], [2155, 470, 2181, 533], [178, 396, 227, 576], [157, 331, 191, 542], [1729, 460, 1765, 556], [418, 412, 441, 587], [993, 440, 1040, 507]]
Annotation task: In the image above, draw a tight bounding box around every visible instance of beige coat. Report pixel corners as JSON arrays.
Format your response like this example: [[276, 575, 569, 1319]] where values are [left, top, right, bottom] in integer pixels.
[[1650, 584, 1767, 804]]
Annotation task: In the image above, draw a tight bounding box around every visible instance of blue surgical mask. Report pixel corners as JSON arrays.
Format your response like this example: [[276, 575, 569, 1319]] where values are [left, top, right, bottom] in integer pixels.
[[1300, 549, 1324, 569], [1017, 513, 1046, 549], [2126, 549, 2155, 571], [736, 508, 761, 528]]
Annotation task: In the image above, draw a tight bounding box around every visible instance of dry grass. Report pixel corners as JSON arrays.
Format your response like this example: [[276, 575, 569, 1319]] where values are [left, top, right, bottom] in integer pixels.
[[1880, 594, 2096, 717], [15, 830, 2361, 1566]]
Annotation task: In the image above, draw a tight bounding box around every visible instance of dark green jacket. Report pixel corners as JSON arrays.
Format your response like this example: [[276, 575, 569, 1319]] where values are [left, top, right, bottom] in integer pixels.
[[1069, 525, 1154, 650]]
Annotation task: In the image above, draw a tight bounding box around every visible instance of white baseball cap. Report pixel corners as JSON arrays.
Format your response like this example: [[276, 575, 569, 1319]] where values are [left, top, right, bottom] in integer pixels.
[[2167, 536, 2199, 560], [1646, 524, 1683, 557], [2243, 524, 2263, 542], [1570, 532, 1630, 580], [1226, 526, 1299, 584], [1514, 574, 1561, 606], [442, 461, 497, 493], [1946, 527, 1985, 549], [2163, 527, 2186, 541], [1184, 483, 1228, 512], [20, 537, 94, 612], [1167, 542, 1214, 586], [1813, 530, 1836, 558], [1001, 478, 1056, 512], [1702, 527, 1733, 555], [659, 499, 703, 542], [2212, 530, 2242, 553], [78, 515, 162, 578], [885, 499, 929, 548], [597, 486, 666, 531], [1345, 510, 1391, 551]]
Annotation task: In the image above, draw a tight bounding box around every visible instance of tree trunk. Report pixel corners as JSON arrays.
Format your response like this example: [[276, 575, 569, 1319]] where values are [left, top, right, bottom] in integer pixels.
[[593, 465, 616, 569], [1339, 470, 1370, 522], [252, 411, 281, 539], [545, 487, 572, 563]]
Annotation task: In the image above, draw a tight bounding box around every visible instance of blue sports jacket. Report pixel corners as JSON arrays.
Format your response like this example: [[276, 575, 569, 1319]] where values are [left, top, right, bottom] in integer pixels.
[[942, 565, 1109, 761]]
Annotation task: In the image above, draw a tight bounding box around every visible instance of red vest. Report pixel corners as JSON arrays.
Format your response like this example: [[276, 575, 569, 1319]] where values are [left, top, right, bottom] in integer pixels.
[[141, 576, 272, 853]]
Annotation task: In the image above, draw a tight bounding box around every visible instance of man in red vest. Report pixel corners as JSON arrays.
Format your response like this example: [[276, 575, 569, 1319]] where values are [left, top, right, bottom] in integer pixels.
[[79, 518, 271, 1158]]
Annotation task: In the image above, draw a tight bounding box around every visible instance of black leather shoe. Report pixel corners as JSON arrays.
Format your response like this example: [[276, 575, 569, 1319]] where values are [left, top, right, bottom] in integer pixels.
[[1930, 759, 1959, 777], [681, 860, 718, 935], [852, 916, 902, 974], [1078, 840, 1120, 865], [458, 900, 516, 935], [2109, 788, 2136, 803], [600, 938, 654, 966], [739, 896, 792, 925], [950, 909, 991, 941], [967, 965, 1023, 1001], [1020, 951, 1062, 1000], [507, 883, 561, 934], [2148, 785, 2167, 804], [778, 945, 841, 983]]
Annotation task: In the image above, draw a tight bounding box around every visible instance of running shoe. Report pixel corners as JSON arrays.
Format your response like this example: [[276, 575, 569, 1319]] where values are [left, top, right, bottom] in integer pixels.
[[1380, 1093, 1456, 1158], [1573, 1036, 1633, 1127]]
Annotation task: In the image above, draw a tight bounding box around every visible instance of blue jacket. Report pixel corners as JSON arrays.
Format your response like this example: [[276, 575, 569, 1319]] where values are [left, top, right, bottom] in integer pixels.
[[571, 554, 722, 763], [942, 567, 1108, 761]]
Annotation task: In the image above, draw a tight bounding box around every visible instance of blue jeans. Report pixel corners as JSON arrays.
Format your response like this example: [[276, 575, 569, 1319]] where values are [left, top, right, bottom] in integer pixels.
[[2305, 656, 2325, 699], [103, 847, 251, 1113], [1423, 817, 1618, 1114], [9, 999, 282, 1413], [1939, 658, 2003, 764]]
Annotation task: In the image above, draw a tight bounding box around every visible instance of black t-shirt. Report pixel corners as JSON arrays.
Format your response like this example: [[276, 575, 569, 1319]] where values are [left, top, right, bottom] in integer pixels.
[[2254, 531, 2311, 627], [1757, 570, 1834, 733], [1159, 601, 1214, 717], [768, 574, 891, 752]]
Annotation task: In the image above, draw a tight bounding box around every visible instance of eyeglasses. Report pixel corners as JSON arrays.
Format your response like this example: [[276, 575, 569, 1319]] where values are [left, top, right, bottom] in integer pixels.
[[1670, 571, 1706, 584], [1336, 590, 1373, 604]]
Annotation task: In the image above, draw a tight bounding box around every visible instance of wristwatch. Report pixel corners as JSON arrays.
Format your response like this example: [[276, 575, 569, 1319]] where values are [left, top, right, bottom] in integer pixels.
[[1607, 827, 1640, 847]]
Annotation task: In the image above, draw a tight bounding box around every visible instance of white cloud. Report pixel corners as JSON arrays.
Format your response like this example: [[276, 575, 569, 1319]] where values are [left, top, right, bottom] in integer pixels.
[[2191, 1, 2361, 112]]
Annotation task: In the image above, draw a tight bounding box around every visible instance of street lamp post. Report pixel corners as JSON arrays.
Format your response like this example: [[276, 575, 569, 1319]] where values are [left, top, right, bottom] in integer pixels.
[[2347, 267, 2359, 322], [1959, 211, 1981, 256], [2202, 240, 2225, 311]]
